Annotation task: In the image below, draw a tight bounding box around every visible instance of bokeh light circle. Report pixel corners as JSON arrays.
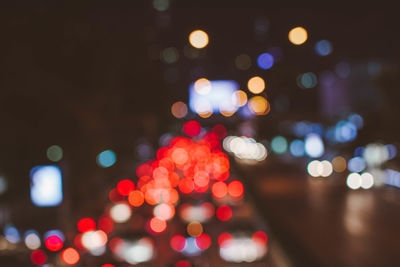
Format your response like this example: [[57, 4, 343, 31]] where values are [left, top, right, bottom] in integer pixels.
[[61, 248, 80, 265], [171, 101, 188, 119], [150, 217, 167, 233], [247, 76, 265, 94], [288, 27, 308, 45], [97, 150, 116, 168], [248, 96, 269, 115], [189, 30, 209, 49], [257, 53, 274, 70]]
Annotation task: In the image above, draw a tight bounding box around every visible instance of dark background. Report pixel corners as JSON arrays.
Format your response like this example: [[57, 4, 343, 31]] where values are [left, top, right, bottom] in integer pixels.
[[0, 5, 399, 266]]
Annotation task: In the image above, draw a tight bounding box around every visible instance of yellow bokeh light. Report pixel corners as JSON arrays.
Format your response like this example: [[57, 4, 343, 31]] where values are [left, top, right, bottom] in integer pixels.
[[232, 90, 248, 107], [220, 107, 235, 117], [189, 30, 209, 49], [288, 27, 308, 45], [198, 111, 213, 118], [171, 101, 188, 119], [332, 156, 347, 172], [220, 110, 235, 117], [247, 76, 265, 94], [194, 78, 211, 95], [248, 96, 270, 115], [187, 222, 203, 237]]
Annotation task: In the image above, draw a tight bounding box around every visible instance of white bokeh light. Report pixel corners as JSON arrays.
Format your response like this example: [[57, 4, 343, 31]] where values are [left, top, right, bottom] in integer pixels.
[[347, 173, 362, 190], [110, 203, 132, 223]]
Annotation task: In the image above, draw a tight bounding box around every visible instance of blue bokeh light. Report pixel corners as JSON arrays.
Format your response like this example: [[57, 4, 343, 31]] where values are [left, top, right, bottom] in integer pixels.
[[354, 147, 365, 157], [348, 113, 364, 129], [293, 122, 310, 137], [257, 53, 274, 70], [183, 237, 201, 256], [335, 121, 357, 143], [4, 225, 20, 244], [386, 144, 397, 160], [97, 150, 117, 168], [290, 140, 305, 157], [315, 40, 333, 56], [348, 157, 366, 173]]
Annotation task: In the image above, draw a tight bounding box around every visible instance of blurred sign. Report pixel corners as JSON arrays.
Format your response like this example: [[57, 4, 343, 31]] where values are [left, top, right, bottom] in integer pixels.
[[189, 80, 239, 114]]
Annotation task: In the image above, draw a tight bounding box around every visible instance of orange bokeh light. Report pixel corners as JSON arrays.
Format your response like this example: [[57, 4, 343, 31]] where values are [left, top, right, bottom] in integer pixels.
[[61, 248, 80, 265], [212, 181, 228, 198], [128, 190, 145, 207], [149, 217, 167, 233], [172, 148, 189, 165], [228, 180, 244, 198]]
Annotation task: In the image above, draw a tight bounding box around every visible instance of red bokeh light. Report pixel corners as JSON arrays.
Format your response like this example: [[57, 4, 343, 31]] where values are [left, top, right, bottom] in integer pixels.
[[74, 234, 84, 250], [212, 181, 227, 198], [109, 237, 124, 253], [136, 163, 153, 177], [137, 175, 151, 190], [45, 235, 63, 251], [175, 260, 192, 267], [218, 232, 233, 247], [228, 180, 244, 198], [179, 178, 194, 194], [31, 250, 47, 265], [153, 166, 169, 180], [194, 183, 209, 193], [77, 217, 96, 233], [216, 205, 232, 221], [168, 172, 180, 188], [183, 121, 201, 137], [117, 179, 135, 196], [61, 248, 80, 265], [194, 171, 210, 187], [98, 217, 114, 234], [195, 233, 211, 249], [109, 188, 124, 203], [202, 132, 220, 149], [252, 231, 268, 246], [212, 124, 227, 139], [157, 147, 169, 160], [102, 265, 115, 267], [170, 235, 186, 252], [159, 157, 175, 171]]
